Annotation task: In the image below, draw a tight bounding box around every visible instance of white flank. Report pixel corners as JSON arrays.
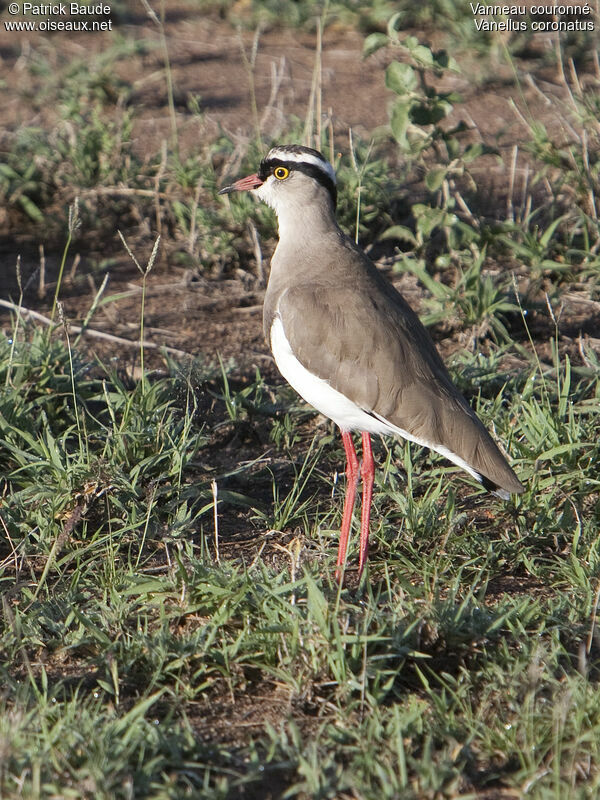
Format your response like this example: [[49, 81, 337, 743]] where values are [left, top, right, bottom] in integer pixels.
[[266, 147, 337, 184], [270, 315, 486, 485], [271, 315, 390, 434]]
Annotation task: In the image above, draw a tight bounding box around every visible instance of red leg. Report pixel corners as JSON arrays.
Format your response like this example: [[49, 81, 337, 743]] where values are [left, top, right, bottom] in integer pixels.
[[335, 430, 359, 580], [358, 432, 375, 578]]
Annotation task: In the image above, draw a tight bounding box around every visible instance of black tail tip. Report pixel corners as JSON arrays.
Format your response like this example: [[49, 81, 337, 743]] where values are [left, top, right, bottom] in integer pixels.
[[480, 474, 524, 500]]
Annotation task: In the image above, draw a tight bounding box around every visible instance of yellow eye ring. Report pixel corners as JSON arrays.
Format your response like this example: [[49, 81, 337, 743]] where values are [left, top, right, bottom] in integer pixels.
[[273, 166, 289, 180]]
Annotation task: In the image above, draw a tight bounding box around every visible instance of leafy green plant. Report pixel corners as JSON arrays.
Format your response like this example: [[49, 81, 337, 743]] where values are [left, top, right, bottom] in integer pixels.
[[0, 158, 45, 223], [395, 247, 519, 339], [366, 19, 461, 162], [0, 106, 142, 235], [335, 134, 395, 243], [0, 321, 213, 568]]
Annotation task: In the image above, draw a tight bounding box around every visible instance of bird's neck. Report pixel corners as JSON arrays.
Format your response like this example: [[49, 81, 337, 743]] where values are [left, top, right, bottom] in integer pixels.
[[274, 198, 340, 243]]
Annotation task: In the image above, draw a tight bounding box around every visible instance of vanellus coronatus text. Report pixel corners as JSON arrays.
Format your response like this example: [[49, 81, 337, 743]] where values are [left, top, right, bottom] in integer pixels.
[[220, 144, 524, 579]]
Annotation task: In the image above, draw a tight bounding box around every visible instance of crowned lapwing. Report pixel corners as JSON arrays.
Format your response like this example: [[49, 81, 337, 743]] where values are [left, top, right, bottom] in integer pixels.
[[220, 145, 523, 579]]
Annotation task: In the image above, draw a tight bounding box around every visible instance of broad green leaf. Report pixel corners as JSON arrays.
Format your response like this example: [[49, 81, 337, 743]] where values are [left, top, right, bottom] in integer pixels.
[[363, 32, 388, 58], [425, 167, 447, 192], [390, 100, 411, 147], [411, 44, 434, 67], [385, 62, 417, 95]]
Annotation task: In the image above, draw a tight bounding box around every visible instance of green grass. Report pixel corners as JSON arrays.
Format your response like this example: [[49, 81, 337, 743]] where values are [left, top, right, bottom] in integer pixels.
[[2, 1, 600, 797], [2, 272, 600, 798]]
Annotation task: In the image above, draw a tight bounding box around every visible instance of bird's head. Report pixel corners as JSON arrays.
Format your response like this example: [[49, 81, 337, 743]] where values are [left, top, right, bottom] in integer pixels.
[[219, 145, 337, 219]]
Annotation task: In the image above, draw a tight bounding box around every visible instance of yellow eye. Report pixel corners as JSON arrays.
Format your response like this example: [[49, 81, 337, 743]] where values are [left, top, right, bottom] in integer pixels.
[[273, 166, 289, 180]]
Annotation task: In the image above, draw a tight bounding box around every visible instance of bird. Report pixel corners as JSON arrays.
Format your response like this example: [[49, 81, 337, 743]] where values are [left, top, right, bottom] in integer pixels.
[[219, 144, 524, 580]]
